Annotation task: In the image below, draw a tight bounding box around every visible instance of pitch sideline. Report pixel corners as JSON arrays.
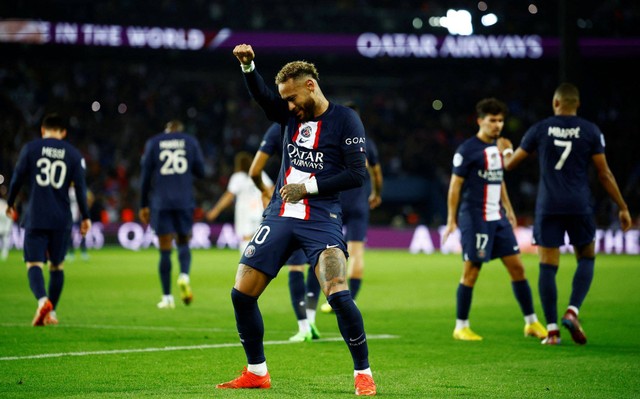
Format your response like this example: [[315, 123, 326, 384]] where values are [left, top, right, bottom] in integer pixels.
[[0, 334, 399, 361]]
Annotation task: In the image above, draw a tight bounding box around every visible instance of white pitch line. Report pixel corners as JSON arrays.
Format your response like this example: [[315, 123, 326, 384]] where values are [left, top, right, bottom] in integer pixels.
[[0, 323, 233, 333], [0, 334, 399, 361]]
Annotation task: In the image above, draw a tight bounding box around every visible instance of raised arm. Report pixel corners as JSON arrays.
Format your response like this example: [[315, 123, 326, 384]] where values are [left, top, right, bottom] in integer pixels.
[[592, 153, 632, 231], [233, 44, 289, 123], [497, 137, 529, 171]]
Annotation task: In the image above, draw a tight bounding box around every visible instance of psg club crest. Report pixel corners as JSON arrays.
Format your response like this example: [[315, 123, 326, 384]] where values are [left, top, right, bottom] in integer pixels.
[[300, 126, 312, 138], [244, 245, 256, 258]]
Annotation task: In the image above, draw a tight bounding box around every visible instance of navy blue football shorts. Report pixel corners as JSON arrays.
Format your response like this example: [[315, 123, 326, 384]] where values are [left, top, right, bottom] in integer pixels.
[[239, 216, 347, 278], [342, 206, 369, 242], [533, 214, 596, 248], [285, 248, 308, 266], [459, 216, 519, 263], [151, 208, 194, 236], [23, 228, 71, 265]]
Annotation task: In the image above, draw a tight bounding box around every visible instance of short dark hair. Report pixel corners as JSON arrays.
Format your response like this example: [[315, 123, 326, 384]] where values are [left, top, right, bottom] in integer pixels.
[[554, 83, 580, 107], [41, 113, 67, 130], [165, 119, 184, 132], [475, 98, 508, 118], [275, 61, 319, 85]]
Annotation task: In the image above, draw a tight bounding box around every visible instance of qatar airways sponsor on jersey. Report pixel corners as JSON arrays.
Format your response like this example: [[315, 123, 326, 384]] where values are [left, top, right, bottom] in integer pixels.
[[288, 121, 325, 170]]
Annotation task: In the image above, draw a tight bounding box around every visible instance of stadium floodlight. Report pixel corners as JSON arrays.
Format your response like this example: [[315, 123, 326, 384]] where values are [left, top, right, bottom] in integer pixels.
[[481, 13, 498, 27], [440, 9, 473, 36]]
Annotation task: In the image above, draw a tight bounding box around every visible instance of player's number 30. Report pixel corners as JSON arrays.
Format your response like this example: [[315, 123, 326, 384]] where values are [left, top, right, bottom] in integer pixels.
[[36, 157, 67, 189], [159, 149, 188, 175]]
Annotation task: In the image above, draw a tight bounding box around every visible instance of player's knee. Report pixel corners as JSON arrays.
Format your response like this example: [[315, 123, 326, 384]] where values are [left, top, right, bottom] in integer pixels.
[[575, 242, 595, 259], [231, 288, 257, 309], [176, 235, 190, 246]]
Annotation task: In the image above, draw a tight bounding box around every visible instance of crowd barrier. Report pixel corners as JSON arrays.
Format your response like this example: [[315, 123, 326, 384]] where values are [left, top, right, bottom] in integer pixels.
[[5, 222, 638, 255]]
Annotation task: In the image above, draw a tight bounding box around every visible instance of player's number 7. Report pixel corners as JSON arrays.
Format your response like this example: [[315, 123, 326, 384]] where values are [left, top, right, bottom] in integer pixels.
[[553, 139, 572, 170]]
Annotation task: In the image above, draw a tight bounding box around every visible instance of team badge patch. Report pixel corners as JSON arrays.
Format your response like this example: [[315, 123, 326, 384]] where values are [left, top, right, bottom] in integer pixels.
[[300, 126, 312, 138], [244, 245, 256, 258]]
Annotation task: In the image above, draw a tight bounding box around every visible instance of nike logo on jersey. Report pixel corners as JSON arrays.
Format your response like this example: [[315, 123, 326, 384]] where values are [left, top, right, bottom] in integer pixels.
[[513, 245, 519, 251], [326, 244, 339, 249]]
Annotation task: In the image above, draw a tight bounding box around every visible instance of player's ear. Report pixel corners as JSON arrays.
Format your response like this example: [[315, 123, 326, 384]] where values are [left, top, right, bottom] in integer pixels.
[[306, 79, 315, 91], [61, 129, 68, 139], [41, 127, 46, 137]]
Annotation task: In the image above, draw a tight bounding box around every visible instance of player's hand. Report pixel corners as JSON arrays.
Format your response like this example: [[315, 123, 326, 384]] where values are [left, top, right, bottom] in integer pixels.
[[368, 193, 382, 209], [442, 222, 457, 245], [619, 208, 632, 232], [497, 137, 513, 152], [6, 206, 15, 220], [280, 183, 306, 203], [80, 218, 92, 237], [139, 207, 150, 224], [233, 44, 255, 65]]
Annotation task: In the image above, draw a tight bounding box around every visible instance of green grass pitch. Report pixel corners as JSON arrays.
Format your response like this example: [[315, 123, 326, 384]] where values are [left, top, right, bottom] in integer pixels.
[[1, 248, 638, 398]]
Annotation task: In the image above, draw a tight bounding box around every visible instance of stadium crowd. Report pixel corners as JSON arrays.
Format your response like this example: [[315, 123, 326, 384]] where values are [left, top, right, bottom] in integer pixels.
[[1, 51, 638, 228]]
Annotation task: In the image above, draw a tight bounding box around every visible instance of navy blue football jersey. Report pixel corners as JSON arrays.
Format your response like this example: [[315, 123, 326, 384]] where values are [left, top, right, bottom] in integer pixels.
[[340, 138, 380, 212], [244, 70, 367, 223], [520, 115, 605, 215], [140, 132, 205, 210], [258, 123, 282, 157], [8, 137, 89, 230], [452, 136, 505, 222]]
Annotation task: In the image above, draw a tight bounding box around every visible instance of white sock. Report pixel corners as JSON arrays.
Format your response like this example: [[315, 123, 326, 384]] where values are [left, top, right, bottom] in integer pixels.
[[568, 305, 579, 316], [524, 314, 538, 324], [248, 361, 268, 376], [455, 319, 469, 330], [354, 368, 372, 377], [306, 309, 316, 324], [298, 319, 310, 333], [178, 273, 190, 283], [38, 297, 48, 307], [163, 295, 174, 302], [547, 323, 559, 332]]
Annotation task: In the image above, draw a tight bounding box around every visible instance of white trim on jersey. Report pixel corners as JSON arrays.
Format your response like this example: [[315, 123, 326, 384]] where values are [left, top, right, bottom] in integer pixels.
[[279, 167, 313, 220], [482, 146, 502, 221]]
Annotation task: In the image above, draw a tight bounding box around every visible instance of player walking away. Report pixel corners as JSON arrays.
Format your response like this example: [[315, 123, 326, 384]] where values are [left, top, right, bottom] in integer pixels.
[[139, 120, 205, 309], [217, 44, 376, 396], [206, 151, 273, 254], [321, 102, 383, 313], [442, 98, 547, 342], [499, 83, 632, 345], [249, 123, 322, 343], [6, 113, 91, 326], [0, 194, 13, 261]]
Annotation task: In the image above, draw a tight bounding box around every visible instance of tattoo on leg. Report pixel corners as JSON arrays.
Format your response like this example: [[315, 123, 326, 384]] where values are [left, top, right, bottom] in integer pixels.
[[319, 248, 346, 290]]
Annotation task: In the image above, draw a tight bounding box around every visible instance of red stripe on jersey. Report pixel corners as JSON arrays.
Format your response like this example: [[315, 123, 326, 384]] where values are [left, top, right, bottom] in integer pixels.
[[279, 166, 293, 216], [483, 150, 489, 221], [312, 120, 322, 148]]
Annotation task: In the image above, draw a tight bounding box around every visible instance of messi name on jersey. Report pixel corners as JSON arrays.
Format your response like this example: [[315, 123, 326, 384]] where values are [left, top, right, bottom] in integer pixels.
[[41, 146, 66, 159]]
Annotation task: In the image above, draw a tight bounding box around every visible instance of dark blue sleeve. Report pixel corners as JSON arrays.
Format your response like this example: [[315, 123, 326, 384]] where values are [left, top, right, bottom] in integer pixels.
[[243, 69, 290, 124], [191, 139, 206, 179], [139, 140, 154, 208], [451, 144, 469, 178], [259, 123, 282, 156], [7, 146, 29, 207], [316, 151, 367, 195], [519, 124, 539, 154]]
